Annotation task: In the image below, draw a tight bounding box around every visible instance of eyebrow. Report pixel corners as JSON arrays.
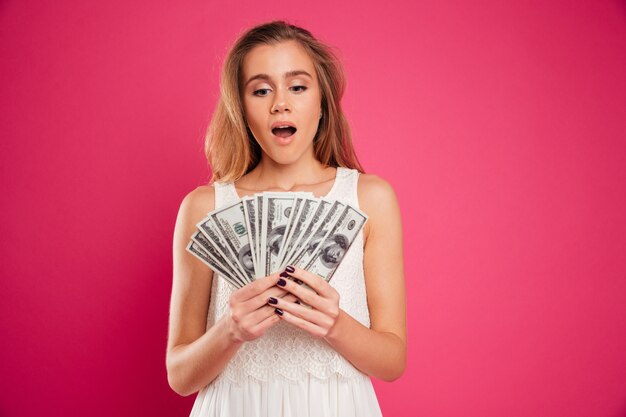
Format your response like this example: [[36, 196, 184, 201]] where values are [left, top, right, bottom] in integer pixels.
[[244, 70, 313, 87]]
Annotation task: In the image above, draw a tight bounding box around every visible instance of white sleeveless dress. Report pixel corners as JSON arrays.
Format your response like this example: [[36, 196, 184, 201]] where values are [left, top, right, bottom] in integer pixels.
[[189, 167, 383, 417]]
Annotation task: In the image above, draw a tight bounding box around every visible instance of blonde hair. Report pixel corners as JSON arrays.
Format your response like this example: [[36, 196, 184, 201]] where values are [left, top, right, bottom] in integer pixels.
[[205, 20, 365, 184]]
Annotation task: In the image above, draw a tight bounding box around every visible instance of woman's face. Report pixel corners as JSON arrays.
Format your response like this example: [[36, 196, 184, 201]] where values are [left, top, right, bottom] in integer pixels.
[[241, 40, 322, 165], [324, 243, 346, 264]]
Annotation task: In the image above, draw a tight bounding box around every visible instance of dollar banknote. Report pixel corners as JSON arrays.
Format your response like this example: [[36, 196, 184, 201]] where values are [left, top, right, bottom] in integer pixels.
[[275, 196, 306, 266], [260, 193, 297, 277], [242, 197, 260, 277], [255, 194, 263, 275]]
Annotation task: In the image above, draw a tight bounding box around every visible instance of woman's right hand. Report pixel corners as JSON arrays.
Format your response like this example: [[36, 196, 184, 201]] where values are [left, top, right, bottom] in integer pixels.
[[225, 273, 297, 343]]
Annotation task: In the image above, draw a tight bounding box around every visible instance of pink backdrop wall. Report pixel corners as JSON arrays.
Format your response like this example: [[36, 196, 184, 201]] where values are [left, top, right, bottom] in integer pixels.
[[1, 1, 625, 416]]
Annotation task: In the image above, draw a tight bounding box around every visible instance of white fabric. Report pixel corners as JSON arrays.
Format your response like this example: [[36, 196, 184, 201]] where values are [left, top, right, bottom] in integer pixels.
[[190, 373, 381, 417], [190, 167, 382, 417]]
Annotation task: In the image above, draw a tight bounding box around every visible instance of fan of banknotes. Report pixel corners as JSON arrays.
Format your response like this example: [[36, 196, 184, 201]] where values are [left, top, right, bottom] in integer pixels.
[[186, 192, 368, 289]]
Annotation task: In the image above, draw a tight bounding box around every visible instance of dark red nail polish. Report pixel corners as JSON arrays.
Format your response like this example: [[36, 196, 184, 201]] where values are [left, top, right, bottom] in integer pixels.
[[286, 265, 295, 273], [268, 297, 278, 305], [279, 271, 290, 278], [274, 308, 284, 316], [277, 278, 287, 287]]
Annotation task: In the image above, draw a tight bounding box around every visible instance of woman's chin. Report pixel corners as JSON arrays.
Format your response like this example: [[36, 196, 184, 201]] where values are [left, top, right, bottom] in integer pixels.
[[269, 153, 302, 166]]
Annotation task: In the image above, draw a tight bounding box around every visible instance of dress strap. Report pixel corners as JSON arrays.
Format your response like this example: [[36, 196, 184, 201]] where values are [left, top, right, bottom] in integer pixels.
[[212, 181, 238, 209], [331, 167, 361, 208], [348, 168, 361, 209]]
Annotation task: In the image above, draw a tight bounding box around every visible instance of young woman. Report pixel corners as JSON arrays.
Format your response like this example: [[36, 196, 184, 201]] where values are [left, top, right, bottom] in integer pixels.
[[166, 20, 406, 417]]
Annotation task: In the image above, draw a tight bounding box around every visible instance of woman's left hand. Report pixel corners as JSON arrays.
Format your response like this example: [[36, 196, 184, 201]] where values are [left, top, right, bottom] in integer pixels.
[[268, 265, 341, 339]]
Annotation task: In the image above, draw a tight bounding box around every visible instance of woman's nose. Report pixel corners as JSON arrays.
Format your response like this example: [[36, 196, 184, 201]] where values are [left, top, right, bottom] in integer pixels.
[[271, 89, 291, 113]]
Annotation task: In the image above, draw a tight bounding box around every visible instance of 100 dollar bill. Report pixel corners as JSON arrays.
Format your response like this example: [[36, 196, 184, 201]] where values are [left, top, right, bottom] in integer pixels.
[[260, 193, 297, 277]]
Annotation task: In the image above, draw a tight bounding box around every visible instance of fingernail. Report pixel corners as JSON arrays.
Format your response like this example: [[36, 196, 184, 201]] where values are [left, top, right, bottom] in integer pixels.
[[286, 265, 295, 273], [277, 278, 287, 287], [274, 308, 284, 316], [279, 271, 290, 278], [268, 297, 278, 305]]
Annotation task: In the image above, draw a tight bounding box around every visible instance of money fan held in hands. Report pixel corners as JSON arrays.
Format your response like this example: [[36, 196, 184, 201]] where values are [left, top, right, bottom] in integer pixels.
[[166, 20, 407, 417], [187, 192, 368, 289]]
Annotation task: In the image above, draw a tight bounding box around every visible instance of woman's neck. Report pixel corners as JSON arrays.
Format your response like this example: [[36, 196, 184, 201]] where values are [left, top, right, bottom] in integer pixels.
[[240, 152, 334, 192]]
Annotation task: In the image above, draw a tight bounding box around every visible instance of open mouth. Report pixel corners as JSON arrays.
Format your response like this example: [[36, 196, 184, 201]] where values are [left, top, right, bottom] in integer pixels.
[[272, 126, 297, 138]]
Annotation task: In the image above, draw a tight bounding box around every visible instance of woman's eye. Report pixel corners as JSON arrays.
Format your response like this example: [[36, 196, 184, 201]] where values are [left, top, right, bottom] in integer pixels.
[[291, 86, 307, 92], [253, 88, 270, 96]]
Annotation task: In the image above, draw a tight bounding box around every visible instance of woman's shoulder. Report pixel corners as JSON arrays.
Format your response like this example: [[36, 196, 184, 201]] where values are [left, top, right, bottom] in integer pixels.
[[178, 184, 216, 219], [357, 172, 400, 221], [356, 173, 399, 208], [355, 172, 401, 243]]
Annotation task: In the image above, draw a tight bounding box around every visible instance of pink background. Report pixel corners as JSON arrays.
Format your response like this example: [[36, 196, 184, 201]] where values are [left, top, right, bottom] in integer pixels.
[[1, 1, 626, 416]]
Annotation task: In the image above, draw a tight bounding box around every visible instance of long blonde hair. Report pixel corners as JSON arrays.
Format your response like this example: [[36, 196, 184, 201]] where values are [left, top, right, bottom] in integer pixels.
[[205, 20, 364, 184]]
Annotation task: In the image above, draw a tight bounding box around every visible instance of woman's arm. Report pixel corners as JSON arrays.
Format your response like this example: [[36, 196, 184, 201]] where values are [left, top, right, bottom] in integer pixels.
[[270, 174, 407, 381], [166, 187, 295, 396], [165, 186, 241, 396]]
